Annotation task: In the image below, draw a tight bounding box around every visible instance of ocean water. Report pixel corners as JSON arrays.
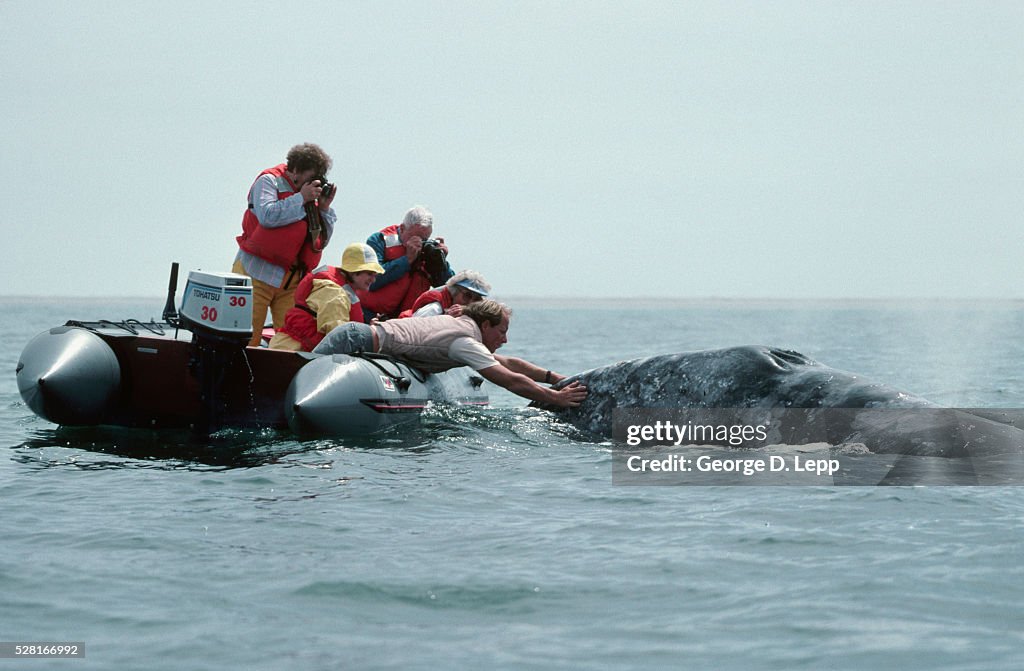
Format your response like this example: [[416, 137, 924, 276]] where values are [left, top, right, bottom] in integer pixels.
[[2, 297, 1023, 670]]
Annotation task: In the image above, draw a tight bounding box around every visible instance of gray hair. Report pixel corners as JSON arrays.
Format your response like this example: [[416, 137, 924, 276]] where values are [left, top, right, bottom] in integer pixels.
[[446, 270, 492, 294], [402, 206, 433, 229]]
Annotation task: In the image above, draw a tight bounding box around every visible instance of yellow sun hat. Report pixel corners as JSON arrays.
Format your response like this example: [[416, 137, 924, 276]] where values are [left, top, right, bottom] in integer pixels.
[[340, 243, 385, 274]]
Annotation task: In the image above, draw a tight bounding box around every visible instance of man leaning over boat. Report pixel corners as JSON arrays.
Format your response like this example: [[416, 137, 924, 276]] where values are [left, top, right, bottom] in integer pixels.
[[313, 300, 588, 408]]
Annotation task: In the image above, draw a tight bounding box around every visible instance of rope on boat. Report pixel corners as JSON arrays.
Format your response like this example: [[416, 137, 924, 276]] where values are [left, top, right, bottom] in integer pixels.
[[351, 351, 428, 390], [64, 319, 167, 337]]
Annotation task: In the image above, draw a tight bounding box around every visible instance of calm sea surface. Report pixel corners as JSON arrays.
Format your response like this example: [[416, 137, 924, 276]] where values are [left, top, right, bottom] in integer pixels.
[[3, 297, 1023, 670]]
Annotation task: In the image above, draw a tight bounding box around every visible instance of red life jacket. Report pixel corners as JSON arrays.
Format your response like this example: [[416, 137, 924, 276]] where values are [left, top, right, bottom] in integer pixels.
[[357, 224, 431, 318], [277, 266, 364, 351], [236, 163, 324, 274], [398, 287, 454, 318]]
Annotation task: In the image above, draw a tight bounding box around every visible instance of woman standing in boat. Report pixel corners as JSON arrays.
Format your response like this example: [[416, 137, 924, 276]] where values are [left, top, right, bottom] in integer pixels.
[[268, 243, 384, 352], [233, 143, 337, 346]]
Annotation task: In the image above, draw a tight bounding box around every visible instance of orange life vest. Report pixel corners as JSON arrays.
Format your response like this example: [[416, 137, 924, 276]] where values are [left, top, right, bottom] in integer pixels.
[[357, 224, 431, 318], [277, 266, 363, 351], [236, 163, 324, 274], [398, 288, 454, 318]]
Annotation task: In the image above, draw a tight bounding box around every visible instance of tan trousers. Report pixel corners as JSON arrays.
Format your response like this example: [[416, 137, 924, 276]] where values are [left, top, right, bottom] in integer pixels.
[[232, 260, 300, 347]]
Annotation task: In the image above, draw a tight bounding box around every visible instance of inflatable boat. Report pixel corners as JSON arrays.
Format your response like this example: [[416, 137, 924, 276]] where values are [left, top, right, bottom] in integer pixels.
[[15, 266, 488, 437]]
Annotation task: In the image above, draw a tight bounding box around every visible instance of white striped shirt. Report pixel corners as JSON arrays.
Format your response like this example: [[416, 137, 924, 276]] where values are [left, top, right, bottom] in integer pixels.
[[234, 173, 337, 286]]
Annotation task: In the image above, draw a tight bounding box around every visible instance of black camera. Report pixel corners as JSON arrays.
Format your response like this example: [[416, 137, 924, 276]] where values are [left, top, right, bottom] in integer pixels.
[[418, 239, 449, 287], [314, 176, 335, 199]]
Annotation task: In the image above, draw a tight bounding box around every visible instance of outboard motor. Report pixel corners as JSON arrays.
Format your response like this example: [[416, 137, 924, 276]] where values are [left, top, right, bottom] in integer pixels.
[[177, 270, 253, 433]]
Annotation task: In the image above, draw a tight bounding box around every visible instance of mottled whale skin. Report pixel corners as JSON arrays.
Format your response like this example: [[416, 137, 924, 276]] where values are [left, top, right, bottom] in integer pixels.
[[541, 345, 1024, 460], [549, 346, 931, 432]]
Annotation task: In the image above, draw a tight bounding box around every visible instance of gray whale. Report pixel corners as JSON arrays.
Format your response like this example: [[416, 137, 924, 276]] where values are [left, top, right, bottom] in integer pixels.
[[539, 346, 1024, 464], [547, 345, 932, 432]]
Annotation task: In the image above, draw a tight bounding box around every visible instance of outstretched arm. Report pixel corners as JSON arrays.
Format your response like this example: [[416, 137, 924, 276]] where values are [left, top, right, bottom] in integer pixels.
[[479, 362, 587, 408], [495, 355, 567, 385]]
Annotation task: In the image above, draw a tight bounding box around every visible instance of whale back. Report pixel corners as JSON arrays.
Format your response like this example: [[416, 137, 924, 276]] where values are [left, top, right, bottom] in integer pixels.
[[548, 345, 934, 436]]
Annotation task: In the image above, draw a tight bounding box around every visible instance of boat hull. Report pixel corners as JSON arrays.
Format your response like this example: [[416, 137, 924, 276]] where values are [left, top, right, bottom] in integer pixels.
[[16, 321, 488, 436], [285, 353, 486, 437]]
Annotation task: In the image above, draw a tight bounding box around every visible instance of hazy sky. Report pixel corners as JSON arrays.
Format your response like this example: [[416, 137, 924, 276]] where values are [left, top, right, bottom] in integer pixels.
[[2, 1, 1021, 299]]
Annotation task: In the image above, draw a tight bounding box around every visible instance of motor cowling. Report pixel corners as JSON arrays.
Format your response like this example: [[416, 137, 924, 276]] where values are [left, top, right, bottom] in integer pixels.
[[178, 270, 253, 343]]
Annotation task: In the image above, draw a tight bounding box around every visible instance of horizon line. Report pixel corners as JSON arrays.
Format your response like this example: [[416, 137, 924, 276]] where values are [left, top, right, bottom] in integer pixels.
[[2, 294, 1022, 304]]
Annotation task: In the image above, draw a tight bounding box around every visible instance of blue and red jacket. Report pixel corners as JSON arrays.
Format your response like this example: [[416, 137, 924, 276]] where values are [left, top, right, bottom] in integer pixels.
[[357, 224, 433, 319]]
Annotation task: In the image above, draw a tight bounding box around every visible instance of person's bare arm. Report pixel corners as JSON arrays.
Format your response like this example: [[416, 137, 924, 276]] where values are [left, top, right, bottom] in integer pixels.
[[494, 355, 567, 385], [479, 363, 586, 407]]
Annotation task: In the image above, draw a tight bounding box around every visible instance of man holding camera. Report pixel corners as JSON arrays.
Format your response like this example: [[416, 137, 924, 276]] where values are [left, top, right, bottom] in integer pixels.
[[357, 205, 454, 321], [233, 143, 337, 346]]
